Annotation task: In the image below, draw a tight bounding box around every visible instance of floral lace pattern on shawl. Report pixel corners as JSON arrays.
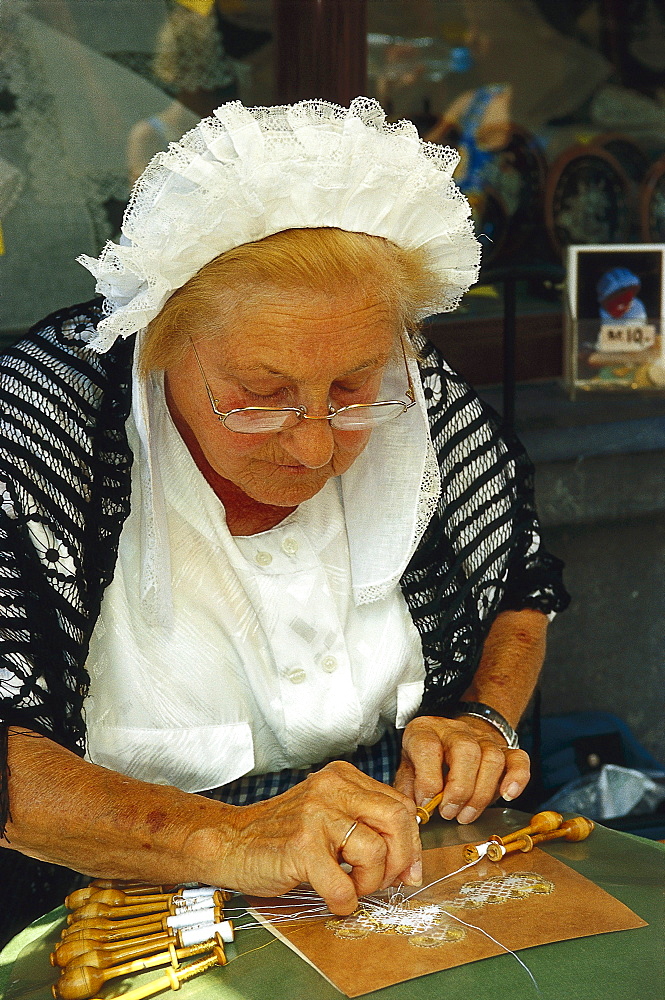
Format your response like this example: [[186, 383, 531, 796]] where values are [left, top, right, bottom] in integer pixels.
[[0, 301, 133, 832]]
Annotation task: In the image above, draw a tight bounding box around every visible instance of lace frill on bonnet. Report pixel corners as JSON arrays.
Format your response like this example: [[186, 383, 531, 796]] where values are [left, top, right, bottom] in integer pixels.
[[78, 98, 482, 353]]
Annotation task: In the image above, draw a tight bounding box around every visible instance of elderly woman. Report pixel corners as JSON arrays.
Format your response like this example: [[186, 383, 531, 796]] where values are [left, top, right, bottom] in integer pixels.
[[0, 100, 567, 927]]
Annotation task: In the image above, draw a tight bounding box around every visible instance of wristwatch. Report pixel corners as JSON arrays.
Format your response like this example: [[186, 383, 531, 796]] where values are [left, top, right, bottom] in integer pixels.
[[455, 701, 519, 749]]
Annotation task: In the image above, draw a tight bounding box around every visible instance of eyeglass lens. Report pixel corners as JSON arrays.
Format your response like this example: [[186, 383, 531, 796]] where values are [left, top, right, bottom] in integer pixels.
[[222, 402, 407, 434]]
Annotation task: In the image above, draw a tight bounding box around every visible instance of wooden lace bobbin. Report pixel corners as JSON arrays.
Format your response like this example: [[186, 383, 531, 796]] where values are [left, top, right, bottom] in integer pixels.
[[487, 816, 595, 861], [500, 811, 564, 844], [54, 919, 235, 969], [52, 933, 174, 970], [52, 921, 235, 970], [53, 941, 198, 999], [68, 885, 230, 909], [52, 935, 168, 970], [67, 891, 227, 924], [85, 883, 176, 899], [60, 921, 199, 950], [415, 792, 444, 826], [59, 910, 230, 947], [52, 936, 228, 1000], [86, 945, 227, 1000], [60, 906, 225, 946], [531, 816, 595, 847], [462, 839, 498, 863], [68, 924, 234, 971], [463, 810, 564, 862], [67, 890, 173, 911], [487, 835, 534, 862], [67, 902, 169, 925], [60, 921, 169, 946], [53, 940, 220, 1000], [67, 904, 225, 932]]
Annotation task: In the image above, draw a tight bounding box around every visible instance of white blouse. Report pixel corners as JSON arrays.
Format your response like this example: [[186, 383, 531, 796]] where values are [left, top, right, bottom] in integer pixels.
[[83, 356, 441, 792]]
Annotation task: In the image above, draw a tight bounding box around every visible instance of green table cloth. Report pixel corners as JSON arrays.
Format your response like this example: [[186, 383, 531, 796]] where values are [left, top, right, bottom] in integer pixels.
[[1, 808, 663, 1000]]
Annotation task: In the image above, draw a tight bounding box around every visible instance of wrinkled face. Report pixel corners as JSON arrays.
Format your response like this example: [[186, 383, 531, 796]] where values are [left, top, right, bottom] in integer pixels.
[[164, 288, 400, 507]]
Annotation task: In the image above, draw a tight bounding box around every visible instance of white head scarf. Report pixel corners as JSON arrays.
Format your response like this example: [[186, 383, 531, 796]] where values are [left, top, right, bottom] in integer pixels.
[[78, 97, 480, 352], [77, 98, 481, 623]]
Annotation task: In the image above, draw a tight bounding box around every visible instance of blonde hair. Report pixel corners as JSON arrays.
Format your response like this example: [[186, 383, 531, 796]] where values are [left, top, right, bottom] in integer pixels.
[[140, 227, 443, 373]]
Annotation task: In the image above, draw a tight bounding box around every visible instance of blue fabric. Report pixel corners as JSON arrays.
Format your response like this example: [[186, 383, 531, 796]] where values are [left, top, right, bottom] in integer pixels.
[[522, 711, 665, 794], [203, 726, 400, 805], [455, 84, 506, 193]]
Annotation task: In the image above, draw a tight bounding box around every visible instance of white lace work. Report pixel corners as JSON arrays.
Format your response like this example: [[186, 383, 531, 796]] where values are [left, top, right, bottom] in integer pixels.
[[78, 97, 481, 352]]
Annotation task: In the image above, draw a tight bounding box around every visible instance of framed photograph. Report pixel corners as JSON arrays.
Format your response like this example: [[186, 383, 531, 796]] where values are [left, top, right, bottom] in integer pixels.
[[565, 244, 665, 393]]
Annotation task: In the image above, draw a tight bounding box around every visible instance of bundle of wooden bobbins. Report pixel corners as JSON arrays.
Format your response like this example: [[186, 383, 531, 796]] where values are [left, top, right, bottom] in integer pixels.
[[51, 879, 235, 1000], [462, 811, 595, 863]]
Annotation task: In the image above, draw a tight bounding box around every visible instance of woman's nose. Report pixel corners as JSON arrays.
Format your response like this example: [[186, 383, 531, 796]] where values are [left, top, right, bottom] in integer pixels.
[[281, 415, 335, 469]]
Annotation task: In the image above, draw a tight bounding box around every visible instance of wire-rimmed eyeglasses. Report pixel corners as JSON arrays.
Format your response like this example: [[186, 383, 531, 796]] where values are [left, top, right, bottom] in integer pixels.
[[190, 338, 416, 434]]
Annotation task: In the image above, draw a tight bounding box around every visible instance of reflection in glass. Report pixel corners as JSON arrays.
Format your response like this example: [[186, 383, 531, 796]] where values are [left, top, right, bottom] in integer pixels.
[[0, 0, 274, 342]]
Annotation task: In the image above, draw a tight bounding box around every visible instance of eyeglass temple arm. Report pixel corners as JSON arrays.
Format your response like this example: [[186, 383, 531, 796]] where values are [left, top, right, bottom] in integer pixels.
[[190, 337, 228, 415], [400, 337, 417, 405]]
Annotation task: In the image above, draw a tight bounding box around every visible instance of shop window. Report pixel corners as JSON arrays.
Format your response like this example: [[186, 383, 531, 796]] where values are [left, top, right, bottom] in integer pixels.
[[367, 0, 665, 381], [0, 0, 273, 342], [2, 0, 664, 385]]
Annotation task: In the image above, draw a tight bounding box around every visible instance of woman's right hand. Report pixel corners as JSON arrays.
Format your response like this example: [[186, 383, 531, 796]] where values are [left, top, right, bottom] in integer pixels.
[[3, 731, 420, 917], [203, 760, 422, 915]]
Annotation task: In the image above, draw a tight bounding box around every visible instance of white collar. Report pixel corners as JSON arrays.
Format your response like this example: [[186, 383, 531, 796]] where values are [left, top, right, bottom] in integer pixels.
[[342, 354, 440, 605]]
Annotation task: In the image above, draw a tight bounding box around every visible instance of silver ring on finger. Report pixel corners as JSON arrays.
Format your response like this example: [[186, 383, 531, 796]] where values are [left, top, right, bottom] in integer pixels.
[[338, 820, 358, 854]]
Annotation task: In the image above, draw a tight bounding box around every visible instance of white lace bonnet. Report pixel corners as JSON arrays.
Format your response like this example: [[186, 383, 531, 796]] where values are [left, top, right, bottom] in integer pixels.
[[78, 97, 481, 352]]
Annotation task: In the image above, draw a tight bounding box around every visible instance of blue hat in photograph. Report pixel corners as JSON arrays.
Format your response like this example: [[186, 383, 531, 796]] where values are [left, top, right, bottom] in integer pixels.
[[597, 267, 641, 302]]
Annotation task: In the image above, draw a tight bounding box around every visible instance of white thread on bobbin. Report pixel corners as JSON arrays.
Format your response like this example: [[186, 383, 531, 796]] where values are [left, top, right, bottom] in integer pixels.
[[177, 894, 222, 912], [179, 885, 220, 900], [167, 905, 217, 929], [179, 919, 235, 946]]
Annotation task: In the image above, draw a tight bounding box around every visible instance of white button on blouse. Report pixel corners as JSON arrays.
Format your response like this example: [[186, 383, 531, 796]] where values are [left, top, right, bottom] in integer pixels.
[[285, 668, 308, 685]]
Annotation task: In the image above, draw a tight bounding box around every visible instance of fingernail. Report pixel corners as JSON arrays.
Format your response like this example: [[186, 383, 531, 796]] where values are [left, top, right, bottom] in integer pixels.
[[441, 803, 460, 820], [502, 782, 520, 801], [406, 860, 422, 885], [418, 798, 430, 808], [457, 806, 478, 824]]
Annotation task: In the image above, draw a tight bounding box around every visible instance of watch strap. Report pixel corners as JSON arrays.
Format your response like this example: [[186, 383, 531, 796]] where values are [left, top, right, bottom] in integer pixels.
[[455, 701, 519, 749]]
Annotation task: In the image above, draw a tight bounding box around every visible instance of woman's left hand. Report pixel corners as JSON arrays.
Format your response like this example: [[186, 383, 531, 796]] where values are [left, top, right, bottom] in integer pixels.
[[394, 714, 531, 824]]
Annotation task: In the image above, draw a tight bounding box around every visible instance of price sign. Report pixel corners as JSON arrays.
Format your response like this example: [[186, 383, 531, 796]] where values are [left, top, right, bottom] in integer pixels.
[[597, 323, 656, 352]]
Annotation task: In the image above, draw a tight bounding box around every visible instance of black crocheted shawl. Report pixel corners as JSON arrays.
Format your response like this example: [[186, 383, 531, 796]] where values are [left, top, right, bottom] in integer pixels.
[[0, 299, 569, 834]]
